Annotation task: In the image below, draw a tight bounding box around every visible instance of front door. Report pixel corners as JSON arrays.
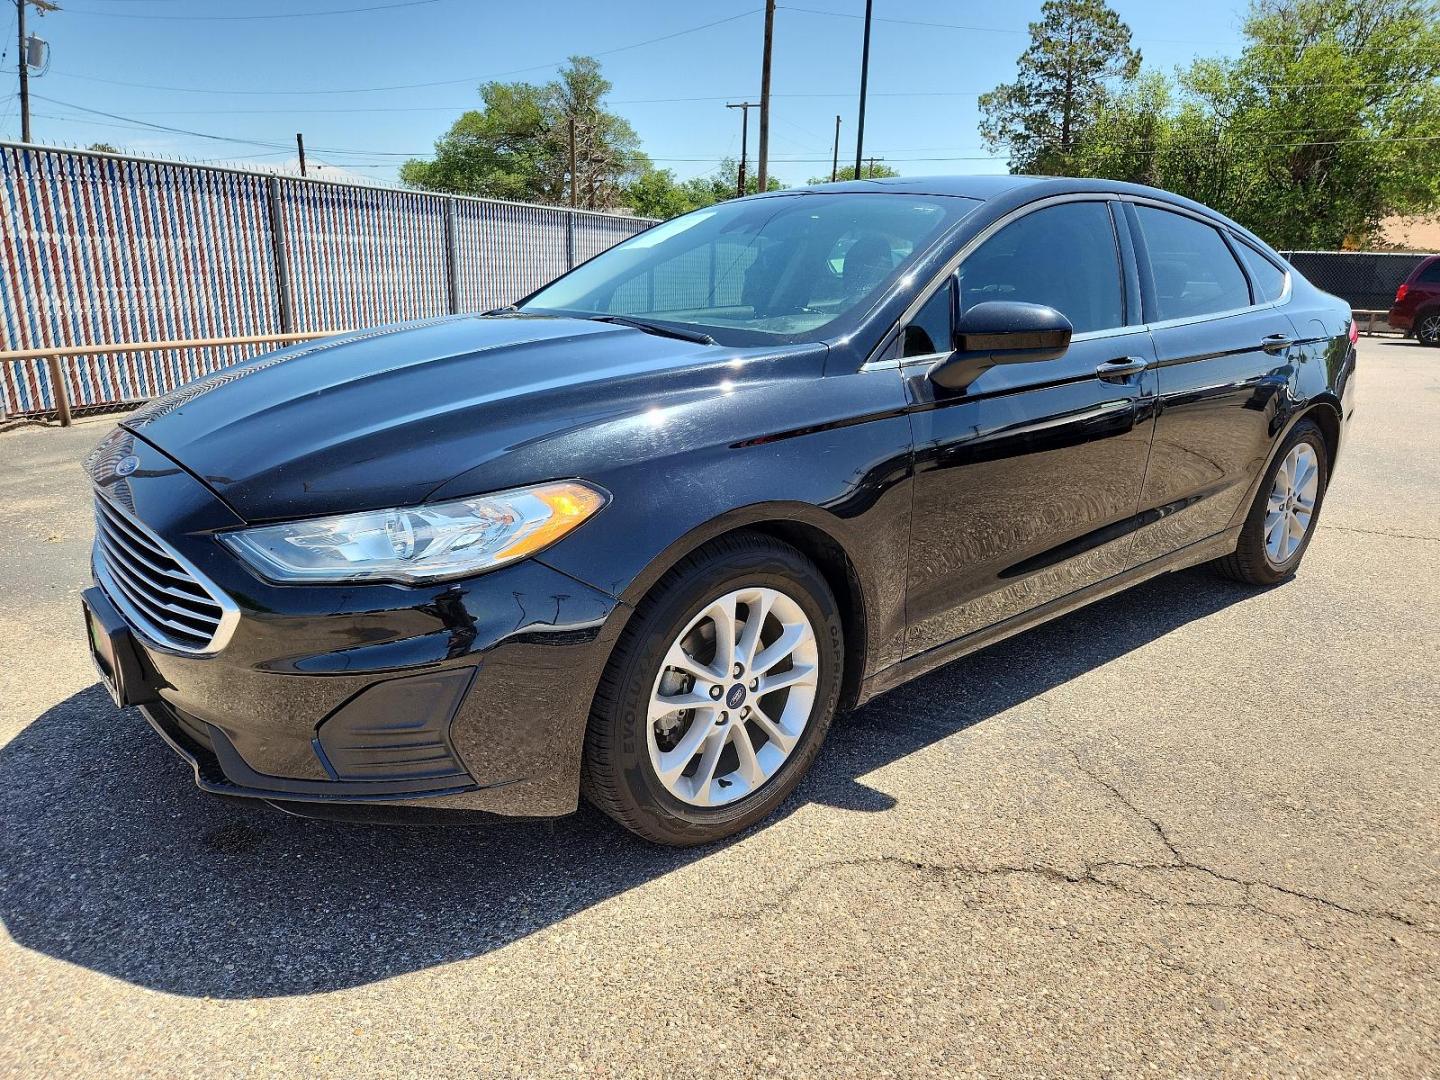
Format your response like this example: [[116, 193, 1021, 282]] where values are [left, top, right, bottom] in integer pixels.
[[900, 198, 1159, 656]]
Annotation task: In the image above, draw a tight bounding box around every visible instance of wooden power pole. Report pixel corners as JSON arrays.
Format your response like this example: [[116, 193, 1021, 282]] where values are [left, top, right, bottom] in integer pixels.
[[15, 0, 59, 144], [296, 133, 307, 177], [726, 102, 758, 198], [853, 0, 873, 180], [568, 117, 578, 208], [831, 115, 841, 182], [756, 0, 775, 193]]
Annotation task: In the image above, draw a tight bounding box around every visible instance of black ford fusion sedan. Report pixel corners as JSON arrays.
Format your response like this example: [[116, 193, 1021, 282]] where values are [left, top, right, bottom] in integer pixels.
[[81, 175, 1355, 845]]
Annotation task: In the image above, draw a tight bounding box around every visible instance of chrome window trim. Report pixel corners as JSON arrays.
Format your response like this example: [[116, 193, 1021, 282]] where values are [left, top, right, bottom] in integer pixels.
[[92, 491, 240, 656], [866, 191, 1293, 371], [1122, 196, 1294, 317]]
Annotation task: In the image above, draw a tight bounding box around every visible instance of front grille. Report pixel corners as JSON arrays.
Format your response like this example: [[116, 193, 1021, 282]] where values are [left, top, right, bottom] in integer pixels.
[[93, 494, 237, 654]]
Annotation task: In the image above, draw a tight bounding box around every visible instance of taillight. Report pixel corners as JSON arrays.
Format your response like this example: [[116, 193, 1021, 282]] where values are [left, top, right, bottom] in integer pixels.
[[1396, 283, 1409, 302], [1348, 319, 1359, 345]]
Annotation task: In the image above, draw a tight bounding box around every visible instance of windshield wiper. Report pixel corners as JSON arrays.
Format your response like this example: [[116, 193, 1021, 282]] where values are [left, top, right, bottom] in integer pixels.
[[587, 314, 715, 345]]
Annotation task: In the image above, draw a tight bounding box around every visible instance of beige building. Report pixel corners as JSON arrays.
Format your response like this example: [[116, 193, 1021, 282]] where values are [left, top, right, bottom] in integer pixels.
[[1374, 214, 1440, 252]]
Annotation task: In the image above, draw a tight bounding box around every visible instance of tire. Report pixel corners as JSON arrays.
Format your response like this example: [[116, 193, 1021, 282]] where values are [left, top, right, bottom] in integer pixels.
[[1215, 418, 1329, 586], [581, 532, 843, 846], [1416, 309, 1440, 347]]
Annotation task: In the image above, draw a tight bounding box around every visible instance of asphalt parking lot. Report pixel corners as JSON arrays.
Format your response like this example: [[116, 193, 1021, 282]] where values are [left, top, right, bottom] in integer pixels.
[[0, 335, 1436, 1078]]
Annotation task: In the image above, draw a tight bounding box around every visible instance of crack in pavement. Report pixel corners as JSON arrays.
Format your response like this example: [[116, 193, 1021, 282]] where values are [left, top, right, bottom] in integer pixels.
[[732, 749, 1436, 947], [1059, 748, 1436, 937], [1321, 524, 1440, 543]]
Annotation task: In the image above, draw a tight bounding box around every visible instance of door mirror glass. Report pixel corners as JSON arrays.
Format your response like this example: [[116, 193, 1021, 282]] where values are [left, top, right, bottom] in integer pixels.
[[929, 301, 1072, 392]]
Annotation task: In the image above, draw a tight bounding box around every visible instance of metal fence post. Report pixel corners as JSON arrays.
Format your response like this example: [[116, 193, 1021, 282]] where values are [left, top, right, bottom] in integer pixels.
[[566, 210, 576, 270], [444, 197, 459, 314], [45, 356, 73, 427], [266, 176, 295, 333]]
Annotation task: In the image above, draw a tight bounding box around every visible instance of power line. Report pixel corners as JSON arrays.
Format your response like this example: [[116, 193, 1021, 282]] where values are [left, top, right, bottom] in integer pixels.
[[780, 4, 1440, 53], [59, 0, 441, 19], [36, 8, 763, 96]]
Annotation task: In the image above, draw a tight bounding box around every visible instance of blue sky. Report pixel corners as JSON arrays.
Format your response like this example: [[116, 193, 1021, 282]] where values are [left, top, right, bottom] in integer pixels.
[[0, 0, 1258, 186]]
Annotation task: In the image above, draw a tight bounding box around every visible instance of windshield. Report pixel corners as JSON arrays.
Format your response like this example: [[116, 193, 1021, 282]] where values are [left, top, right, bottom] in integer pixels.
[[520, 193, 975, 345]]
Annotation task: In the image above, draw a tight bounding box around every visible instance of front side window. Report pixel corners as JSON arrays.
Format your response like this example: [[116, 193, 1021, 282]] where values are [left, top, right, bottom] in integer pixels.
[[521, 193, 975, 345], [1135, 205, 1251, 320], [957, 201, 1125, 335]]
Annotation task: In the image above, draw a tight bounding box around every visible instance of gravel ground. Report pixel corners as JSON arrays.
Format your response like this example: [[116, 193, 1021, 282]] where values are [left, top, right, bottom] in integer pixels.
[[0, 336, 1436, 1078]]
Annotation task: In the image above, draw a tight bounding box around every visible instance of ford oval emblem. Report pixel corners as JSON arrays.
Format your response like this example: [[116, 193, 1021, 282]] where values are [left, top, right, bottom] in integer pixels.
[[114, 454, 140, 477]]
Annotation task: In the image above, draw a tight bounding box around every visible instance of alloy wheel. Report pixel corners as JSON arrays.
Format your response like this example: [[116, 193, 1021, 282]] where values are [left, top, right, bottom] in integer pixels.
[[1264, 442, 1319, 565], [1420, 313, 1440, 343], [646, 586, 819, 808]]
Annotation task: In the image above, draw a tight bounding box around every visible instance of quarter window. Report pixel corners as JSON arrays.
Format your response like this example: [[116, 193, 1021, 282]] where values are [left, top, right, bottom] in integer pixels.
[[1236, 240, 1288, 303], [1416, 260, 1440, 284], [957, 201, 1125, 335], [1135, 206, 1251, 320], [902, 278, 954, 357]]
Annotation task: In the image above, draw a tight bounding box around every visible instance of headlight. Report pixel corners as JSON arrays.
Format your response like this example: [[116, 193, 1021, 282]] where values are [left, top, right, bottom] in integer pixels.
[[220, 481, 607, 584]]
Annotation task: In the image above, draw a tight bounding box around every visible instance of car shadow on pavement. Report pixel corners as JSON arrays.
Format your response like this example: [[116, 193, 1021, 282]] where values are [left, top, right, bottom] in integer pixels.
[[0, 567, 1260, 998]]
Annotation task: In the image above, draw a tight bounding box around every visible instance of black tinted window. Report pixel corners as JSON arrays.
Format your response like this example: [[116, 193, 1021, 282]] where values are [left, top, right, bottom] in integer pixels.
[[1237, 241, 1288, 302], [958, 201, 1124, 334], [1136, 206, 1251, 319], [1417, 260, 1440, 284], [903, 278, 953, 357]]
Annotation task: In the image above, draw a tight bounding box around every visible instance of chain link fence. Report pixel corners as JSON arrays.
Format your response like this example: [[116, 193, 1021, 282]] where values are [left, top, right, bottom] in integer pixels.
[[0, 142, 655, 418], [1279, 250, 1434, 316]]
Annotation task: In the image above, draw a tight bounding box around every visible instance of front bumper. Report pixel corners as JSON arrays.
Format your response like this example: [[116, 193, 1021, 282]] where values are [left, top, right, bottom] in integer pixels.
[[83, 429, 628, 817]]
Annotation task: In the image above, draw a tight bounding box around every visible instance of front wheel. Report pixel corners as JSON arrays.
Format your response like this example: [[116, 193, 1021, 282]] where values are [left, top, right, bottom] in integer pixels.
[[582, 533, 843, 846], [1215, 418, 1329, 585]]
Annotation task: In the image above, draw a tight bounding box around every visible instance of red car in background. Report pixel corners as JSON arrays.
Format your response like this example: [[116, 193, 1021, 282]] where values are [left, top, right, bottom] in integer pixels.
[[1388, 254, 1440, 344]]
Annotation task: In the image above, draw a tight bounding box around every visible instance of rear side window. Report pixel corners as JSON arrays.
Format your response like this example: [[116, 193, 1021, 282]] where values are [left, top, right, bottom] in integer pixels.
[[1236, 241, 1288, 302], [957, 201, 1124, 334], [1135, 206, 1251, 320], [1417, 260, 1440, 284]]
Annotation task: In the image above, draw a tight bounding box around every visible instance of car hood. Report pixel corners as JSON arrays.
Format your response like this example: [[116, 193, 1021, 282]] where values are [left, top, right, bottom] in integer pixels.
[[123, 313, 819, 523]]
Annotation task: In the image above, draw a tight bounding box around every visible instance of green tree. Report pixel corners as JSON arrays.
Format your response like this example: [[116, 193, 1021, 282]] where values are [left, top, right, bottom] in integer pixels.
[[1069, 0, 1440, 247], [623, 168, 713, 219], [401, 56, 647, 209], [979, 0, 1141, 174], [808, 162, 900, 183]]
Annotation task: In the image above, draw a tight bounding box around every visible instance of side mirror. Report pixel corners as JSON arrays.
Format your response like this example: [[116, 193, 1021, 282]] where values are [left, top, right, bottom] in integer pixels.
[[929, 301, 1072, 392]]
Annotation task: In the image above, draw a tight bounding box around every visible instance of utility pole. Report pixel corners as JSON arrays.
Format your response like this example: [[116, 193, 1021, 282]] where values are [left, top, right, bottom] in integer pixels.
[[568, 117, 578, 208], [866, 156, 883, 178], [831, 115, 841, 182], [15, 0, 58, 143], [756, 0, 775, 193], [853, 0, 873, 180], [726, 101, 758, 198], [296, 133, 307, 177]]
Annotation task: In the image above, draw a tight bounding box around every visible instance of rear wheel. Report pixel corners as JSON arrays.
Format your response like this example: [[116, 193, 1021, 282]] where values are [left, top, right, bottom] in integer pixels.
[[1215, 419, 1329, 585], [582, 533, 842, 846], [1416, 309, 1440, 346]]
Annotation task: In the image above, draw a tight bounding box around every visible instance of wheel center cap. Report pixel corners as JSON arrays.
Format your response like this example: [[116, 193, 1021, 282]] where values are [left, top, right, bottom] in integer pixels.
[[725, 683, 747, 709]]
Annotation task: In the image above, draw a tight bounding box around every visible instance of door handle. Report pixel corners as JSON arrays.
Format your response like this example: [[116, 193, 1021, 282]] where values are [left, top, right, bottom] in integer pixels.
[[1095, 356, 1148, 381], [1261, 333, 1294, 353]]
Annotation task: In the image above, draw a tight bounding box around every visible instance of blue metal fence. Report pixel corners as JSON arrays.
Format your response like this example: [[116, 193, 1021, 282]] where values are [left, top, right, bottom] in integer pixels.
[[0, 142, 654, 417]]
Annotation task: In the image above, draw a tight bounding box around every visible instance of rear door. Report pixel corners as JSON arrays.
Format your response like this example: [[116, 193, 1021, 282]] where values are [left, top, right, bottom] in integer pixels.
[[1122, 201, 1303, 562], [900, 197, 1159, 655]]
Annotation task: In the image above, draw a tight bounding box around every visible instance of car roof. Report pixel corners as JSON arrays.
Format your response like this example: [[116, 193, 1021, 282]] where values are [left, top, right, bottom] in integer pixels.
[[763, 174, 1275, 255], [797, 174, 1050, 199]]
